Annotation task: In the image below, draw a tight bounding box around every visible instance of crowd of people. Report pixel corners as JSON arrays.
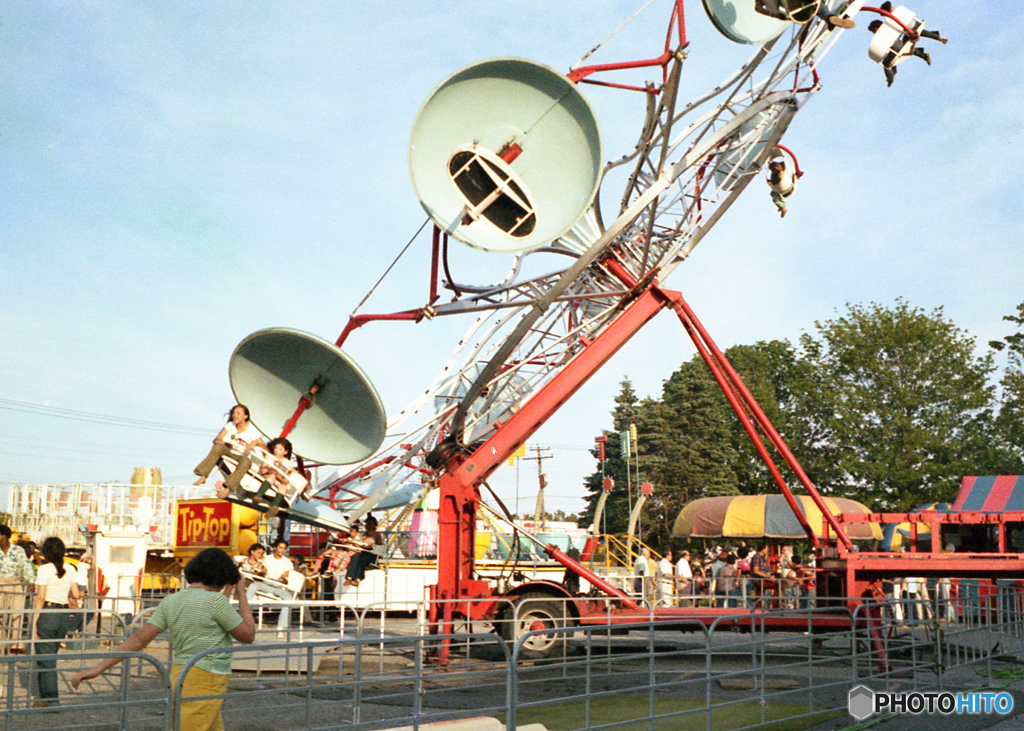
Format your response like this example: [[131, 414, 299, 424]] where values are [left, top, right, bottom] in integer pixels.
[[630, 543, 819, 609]]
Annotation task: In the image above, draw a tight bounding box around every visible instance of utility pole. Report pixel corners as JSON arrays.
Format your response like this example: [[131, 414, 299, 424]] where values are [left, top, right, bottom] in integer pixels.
[[523, 446, 553, 531]]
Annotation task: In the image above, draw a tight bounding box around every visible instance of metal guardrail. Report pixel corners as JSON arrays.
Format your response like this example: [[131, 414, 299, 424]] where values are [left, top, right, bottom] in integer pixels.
[[3, 587, 1024, 729], [0, 648, 170, 731]]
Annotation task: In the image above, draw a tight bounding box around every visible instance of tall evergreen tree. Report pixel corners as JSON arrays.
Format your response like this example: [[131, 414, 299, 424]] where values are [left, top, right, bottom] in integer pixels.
[[626, 359, 742, 548], [990, 300, 1024, 470], [578, 378, 640, 535]]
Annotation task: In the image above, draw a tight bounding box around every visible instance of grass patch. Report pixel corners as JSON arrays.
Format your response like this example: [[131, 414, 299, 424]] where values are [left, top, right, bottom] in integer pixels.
[[506, 695, 844, 731]]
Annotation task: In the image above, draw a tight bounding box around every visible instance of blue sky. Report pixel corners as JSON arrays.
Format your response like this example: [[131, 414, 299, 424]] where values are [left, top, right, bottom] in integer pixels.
[[2, 2, 1021, 518]]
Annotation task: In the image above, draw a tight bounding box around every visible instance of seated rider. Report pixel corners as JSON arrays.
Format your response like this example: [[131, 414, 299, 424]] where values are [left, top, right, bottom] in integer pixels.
[[252, 437, 308, 518], [236, 543, 268, 580], [868, 3, 947, 87], [343, 515, 383, 588], [213, 436, 309, 516], [766, 159, 795, 218], [193, 404, 265, 495]]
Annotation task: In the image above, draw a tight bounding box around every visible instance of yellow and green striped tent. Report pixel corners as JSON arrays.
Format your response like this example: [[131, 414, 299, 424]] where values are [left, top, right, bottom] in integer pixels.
[[672, 494, 881, 541]]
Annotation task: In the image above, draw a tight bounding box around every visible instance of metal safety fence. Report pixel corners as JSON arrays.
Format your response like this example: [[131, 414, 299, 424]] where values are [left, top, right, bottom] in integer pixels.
[[2, 586, 1024, 730]]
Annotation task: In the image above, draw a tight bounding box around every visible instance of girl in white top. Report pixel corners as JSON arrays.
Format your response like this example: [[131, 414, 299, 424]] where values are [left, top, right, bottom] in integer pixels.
[[35, 559, 78, 606], [33, 537, 81, 707], [193, 404, 265, 494]]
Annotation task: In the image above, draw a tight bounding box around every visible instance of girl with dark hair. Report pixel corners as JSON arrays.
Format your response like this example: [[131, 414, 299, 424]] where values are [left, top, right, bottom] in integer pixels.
[[72, 548, 255, 730], [32, 536, 80, 708], [193, 404, 265, 495], [252, 437, 300, 518]]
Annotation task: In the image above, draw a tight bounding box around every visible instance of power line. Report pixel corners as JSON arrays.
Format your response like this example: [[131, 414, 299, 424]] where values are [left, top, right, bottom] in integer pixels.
[[0, 397, 208, 436]]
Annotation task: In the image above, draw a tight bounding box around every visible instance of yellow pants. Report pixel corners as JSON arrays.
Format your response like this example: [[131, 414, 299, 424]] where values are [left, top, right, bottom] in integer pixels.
[[171, 664, 230, 731]]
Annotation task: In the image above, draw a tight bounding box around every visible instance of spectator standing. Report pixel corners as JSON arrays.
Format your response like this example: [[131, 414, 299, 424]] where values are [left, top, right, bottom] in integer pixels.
[[716, 555, 740, 608], [736, 547, 752, 607], [750, 545, 772, 604], [633, 548, 652, 600], [72, 548, 255, 731], [32, 537, 80, 708], [656, 550, 674, 607], [711, 551, 729, 601], [675, 550, 693, 606], [0, 525, 33, 654], [68, 553, 93, 635]]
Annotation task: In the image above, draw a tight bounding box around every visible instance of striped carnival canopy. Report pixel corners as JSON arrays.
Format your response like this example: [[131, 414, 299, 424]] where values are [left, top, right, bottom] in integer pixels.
[[671, 494, 882, 541], [952, 475, 1024, 512]]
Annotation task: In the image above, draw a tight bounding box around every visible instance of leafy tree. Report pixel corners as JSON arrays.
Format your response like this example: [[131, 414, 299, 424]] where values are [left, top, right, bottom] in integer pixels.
[[800, 300, 998, 511], [989, 300, 1024, 360], [719, 340, 840, 496]]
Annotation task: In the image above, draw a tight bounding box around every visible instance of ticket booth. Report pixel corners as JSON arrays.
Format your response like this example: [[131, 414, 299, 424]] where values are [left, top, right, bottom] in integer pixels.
[[81, 524, 151, 618]]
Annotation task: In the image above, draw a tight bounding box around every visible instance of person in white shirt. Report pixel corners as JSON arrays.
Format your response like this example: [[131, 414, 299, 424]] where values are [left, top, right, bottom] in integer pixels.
[[247, 538, 295, 636], [656, 550, 675, 607], [32, 537, 80, 708], [675, 550, 693, 606], [633, 548, 652, 600], [0, 524, 34, 653], [766, 159, 796, 218], [193, 404, 265, 495]]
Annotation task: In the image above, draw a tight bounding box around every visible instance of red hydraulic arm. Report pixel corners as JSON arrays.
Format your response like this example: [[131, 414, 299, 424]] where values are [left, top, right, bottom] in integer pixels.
[[431, 285, 673, 621], [667, 293, 854, 551]]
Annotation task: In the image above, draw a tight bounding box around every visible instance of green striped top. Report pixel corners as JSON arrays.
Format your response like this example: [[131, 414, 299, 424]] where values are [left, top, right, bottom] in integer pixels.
[[149, 587, 243, 675]]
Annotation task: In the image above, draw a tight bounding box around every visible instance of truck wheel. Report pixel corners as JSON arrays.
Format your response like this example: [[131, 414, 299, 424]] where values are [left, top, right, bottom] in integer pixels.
[[501, 593, 568, 659]]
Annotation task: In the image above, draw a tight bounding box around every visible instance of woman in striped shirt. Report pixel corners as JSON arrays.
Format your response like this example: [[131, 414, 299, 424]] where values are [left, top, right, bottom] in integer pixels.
[[72, 548, 255, 730]]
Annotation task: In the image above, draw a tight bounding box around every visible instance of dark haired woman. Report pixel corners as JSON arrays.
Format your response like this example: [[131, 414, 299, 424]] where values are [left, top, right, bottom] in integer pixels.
[[251, 437, 308, 518], [72, 548, 255, 730], [193, 404, 265, 495], [32, 536, 80, 708]]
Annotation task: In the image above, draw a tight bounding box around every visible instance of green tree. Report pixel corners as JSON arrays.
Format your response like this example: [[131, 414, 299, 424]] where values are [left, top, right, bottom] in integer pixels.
[[720, 340, 840, 496], [626, 359, 742, 549], [578, 378, 641, 534], [800, 300, 998, 511], [990, 300, 1024, 469]]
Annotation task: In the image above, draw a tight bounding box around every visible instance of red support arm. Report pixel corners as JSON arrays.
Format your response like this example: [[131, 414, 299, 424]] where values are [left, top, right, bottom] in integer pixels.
[[335, 309, 425, 348], [568, 0, 686, 88], [545, 544, 639, 609], [669, 299, 820, 548], [669, 294, 854, 551], [434, 287, 672, 606]]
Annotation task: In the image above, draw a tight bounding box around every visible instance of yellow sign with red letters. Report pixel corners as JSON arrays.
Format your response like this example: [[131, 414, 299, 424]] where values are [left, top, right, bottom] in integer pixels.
[[173, 498, 259, 557]]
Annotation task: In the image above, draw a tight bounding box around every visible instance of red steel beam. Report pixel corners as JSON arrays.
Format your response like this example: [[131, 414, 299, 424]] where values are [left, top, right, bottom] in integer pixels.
[[670, 294, 855, 551], [434, 286, 673, 606]]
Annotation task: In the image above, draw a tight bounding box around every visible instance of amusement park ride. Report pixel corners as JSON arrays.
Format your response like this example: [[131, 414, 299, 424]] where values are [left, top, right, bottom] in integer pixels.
[[214, 1, 1024, 656]]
